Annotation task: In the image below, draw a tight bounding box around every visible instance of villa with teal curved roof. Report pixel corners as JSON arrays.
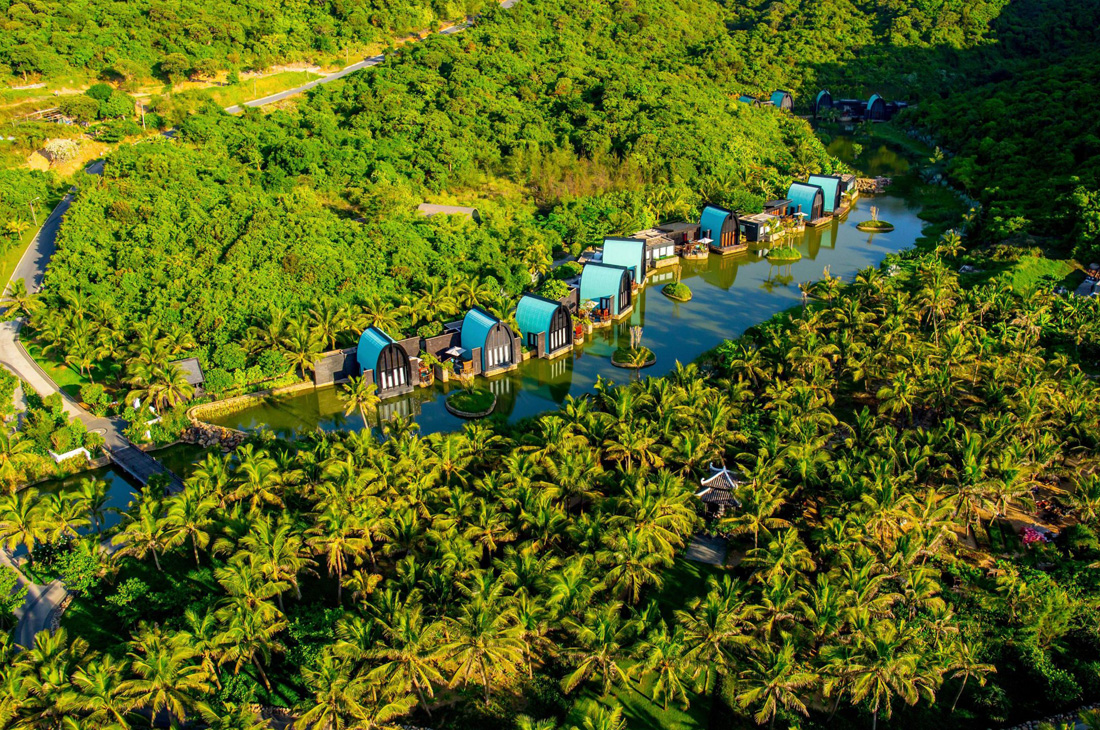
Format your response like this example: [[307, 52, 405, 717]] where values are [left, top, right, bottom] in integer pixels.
[[461, 307, 517, 374], [699, 204, 740, 252], [807, 174, 843, 214], [602, 237, 647, 282], [516, 294, 573, 358], [866, 93, 886, 121], [770, 90, 793, 111], [357, 327, 412, 396], [786, 182, 825, 223], [580, 263, 633, 317], [814, 90, 832, 118]]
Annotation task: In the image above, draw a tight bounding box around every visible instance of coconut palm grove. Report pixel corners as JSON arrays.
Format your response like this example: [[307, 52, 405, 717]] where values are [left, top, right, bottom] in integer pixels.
[[1, 0, 1100, 728]]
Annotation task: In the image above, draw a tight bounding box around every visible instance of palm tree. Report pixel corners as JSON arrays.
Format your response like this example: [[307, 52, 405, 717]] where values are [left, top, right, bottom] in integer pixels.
[[167, 486, 217, 564], [443, 598, 525, 704], [308, 506, 369, 603], [848, 621, 935, 730], [294, 650, 370, 730], [597, 529, 667, 604], [729, 637, 816, 730], [238, 514, 314, 610], [61, 653, 136, 727], [113, 497, 170, 571], [125, 360, 194, 411], [573, 703, 628, 730], [561, 603, 633, 696], [633, 625, 695, 711], [676, 589, 751, 692], [367, 605, 446, 716], [3, 278, 41, 319], [282, 323, 322, 377], [39, 490, 90, 541], [185, 607, 227, 691], [73, 477, 110, 534], [310, 300, 352, 352], [0, 428, 35, 491], [0, 487, 44, 557], [946, 640, 995, 713], [340, 376, 381, 425], [123, 629, 213, 725]]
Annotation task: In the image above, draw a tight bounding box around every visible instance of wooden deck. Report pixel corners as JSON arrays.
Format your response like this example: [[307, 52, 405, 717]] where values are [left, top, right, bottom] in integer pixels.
[[709, 243, 749, 256]]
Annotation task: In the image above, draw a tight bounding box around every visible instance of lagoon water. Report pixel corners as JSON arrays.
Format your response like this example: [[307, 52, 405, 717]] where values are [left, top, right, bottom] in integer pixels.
[[37, 137, 925, 510], [209, 138, 925, 439]]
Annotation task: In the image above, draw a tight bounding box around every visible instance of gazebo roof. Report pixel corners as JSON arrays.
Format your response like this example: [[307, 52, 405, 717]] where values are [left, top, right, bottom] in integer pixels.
[[171, 357, 205, 387]]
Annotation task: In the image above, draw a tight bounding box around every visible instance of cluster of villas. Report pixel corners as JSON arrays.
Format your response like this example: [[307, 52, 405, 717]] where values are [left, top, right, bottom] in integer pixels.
[[813, 90, 908, 122], [735, 88, 906, 124], [335, 180, 864, 399]]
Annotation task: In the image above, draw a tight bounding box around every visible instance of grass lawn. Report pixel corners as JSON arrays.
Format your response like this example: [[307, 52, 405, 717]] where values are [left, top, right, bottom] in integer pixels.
[[446, 387, 495, 413], [567, 667, 711, 730], [962, 254, 1078, 295], [22, 340, 93, 398], [651, 557, 728, 620], [207, 71, 324, 109]]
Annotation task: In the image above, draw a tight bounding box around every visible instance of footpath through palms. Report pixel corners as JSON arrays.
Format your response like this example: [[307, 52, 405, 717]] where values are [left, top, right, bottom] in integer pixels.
[[0, 0, 521, 648]]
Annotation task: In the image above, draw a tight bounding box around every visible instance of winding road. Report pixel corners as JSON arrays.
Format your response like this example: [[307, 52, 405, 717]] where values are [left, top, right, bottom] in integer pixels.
[[0, 2, 517, 648]]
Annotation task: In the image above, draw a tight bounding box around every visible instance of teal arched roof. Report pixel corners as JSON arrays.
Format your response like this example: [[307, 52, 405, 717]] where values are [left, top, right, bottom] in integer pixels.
[[357, 327, 395, 373], [808, 174, 841, 213], [738, 95, 757, 105], [815, 90, 831, 108], [461, 308, 500, 355], [516, 294, 563, 339], [770, 90, 791, 108], [866, 93, 883, 113], [699, 205, 734, 241], [603, 237, 645, 280], [580, 263, 629, 312], [786, 182, 824, 218]]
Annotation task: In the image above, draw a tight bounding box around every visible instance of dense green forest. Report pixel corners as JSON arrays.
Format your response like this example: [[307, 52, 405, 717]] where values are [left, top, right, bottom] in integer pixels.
[[0, 0, 495, 84], [31, 0, 840, 393], [4, 0, 1100, 727], [6, 239, 1100, 729]]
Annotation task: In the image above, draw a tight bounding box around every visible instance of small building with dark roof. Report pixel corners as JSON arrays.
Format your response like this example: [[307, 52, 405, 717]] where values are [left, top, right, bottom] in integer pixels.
[[602, 236, 647, 282], [357, 327, 414, 397], [655, 221, 700, 246], [416, 203, 482, 224], [770, 90, 793, 112], [699, 204, 742, 254], [763, 199, 791, 216], [808, 174, 844, 214], [631, 229, 678, 268], [171, 358, 205, 393], [695, 465, 741, 517], [738, 213, 781, 243], [814, 90, 833, 118], [461, 307, 517, 374], [516, 294, 573, 359], [787, 182, 826, 223], [579, 263, 633, 318]]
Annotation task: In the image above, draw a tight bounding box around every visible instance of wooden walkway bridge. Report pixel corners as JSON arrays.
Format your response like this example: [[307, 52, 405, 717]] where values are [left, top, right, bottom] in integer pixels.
[[103, 440, 185, 493]]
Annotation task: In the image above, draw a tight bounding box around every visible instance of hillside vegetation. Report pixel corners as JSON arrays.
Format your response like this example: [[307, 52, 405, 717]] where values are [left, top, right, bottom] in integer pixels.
[[31, 0, 839, 395], [0, 0, 496, 84]]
